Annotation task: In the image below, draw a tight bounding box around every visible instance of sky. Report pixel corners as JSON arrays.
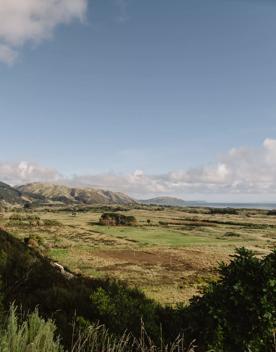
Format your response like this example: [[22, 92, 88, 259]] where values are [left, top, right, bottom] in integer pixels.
[[0, 0, 276, 201]]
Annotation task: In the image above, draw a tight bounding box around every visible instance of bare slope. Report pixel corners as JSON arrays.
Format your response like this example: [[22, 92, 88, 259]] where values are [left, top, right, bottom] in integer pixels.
[[17, 182, 136, 205]]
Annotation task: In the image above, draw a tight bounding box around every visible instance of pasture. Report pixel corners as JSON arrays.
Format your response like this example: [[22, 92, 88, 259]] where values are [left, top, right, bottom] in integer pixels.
[[1, 204, 275, 305]]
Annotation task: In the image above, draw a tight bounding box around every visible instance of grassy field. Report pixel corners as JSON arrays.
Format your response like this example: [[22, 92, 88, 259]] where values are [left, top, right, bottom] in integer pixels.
[[1, 204, 275, 305]]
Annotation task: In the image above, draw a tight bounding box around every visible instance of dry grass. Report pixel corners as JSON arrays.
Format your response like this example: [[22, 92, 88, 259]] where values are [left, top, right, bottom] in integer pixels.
[[71, 321, 196, 352], [1, 205, 275, 305]]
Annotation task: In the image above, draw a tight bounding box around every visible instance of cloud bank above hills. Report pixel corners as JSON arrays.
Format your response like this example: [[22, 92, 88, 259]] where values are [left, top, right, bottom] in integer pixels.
[[1, 139, 276, 201], [0, 0, 87, 64]]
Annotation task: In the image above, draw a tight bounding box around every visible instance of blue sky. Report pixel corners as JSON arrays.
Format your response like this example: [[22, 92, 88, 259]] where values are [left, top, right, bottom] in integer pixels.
[[0, 0, 276, 200]]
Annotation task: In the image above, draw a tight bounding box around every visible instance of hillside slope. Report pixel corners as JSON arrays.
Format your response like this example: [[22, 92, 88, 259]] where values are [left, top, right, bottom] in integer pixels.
[[17, 182, 136, 205], [0, 229, 163, 348], [0, 181, 24, 205]]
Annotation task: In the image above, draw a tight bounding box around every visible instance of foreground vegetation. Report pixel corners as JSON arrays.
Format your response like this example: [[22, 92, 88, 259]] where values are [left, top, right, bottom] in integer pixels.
[[0, 227, 275, 351], [0, 307, 191, 352]]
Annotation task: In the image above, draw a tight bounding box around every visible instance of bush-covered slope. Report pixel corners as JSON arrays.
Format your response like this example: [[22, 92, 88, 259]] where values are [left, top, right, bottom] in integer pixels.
[[0, 228, 172, 348]]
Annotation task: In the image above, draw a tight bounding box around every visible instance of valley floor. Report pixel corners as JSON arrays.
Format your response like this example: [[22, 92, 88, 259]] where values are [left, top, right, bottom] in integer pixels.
[[1, 205, 275, 304]]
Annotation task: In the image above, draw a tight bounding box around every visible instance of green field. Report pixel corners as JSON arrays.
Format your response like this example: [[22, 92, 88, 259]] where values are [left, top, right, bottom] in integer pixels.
[[1, 204, 275, 304]]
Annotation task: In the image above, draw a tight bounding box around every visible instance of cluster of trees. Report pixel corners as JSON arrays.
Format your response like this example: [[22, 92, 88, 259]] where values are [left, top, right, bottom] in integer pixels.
[[0, 228, 275, 351], [99, 212, 137, 226]]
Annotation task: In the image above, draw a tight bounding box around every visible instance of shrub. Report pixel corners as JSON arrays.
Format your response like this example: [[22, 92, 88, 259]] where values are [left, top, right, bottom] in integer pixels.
[[99, 213, 137, 226], [159, 221, 168, 226], [223, 232, 240, 238], [267, 209, 276, 216], [89, 285, 160, 338], [183, 248, 276, 351], [0, 305, 63, 352]]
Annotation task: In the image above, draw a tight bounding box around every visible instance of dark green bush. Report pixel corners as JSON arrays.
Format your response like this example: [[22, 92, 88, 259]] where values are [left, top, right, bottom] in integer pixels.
[[99, 213, 137, 226], [183, 248, 276, 351], [267, 209, 276, 216], [90, 285, 160, 338]]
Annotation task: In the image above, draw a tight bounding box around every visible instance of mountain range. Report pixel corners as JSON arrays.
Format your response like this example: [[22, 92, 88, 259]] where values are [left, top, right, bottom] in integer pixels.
[[0, 181, 206, 208], [0, 182, 136, 206]]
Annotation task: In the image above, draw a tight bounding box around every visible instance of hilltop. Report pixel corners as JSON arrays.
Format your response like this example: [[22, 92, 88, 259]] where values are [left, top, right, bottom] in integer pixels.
[[17, 182, 136, 205]]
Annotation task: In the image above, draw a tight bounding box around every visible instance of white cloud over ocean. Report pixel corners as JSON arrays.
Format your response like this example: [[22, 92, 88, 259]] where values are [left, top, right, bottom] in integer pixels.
[[1, 139, 276, 200], [0, 0, 87, 64]]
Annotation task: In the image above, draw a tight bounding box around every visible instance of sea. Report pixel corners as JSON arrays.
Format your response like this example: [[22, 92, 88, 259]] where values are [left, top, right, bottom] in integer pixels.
[[191, 203, 276, 210]]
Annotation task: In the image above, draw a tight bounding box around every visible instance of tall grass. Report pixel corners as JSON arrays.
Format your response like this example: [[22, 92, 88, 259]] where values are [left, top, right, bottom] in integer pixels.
[[0, 306, 63, 352], [71, 320, 196, 352], [0, 307, 196, 352]]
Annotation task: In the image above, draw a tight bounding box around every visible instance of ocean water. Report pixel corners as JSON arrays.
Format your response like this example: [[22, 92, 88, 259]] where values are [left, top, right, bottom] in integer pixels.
[[193, 203, 276, 210]]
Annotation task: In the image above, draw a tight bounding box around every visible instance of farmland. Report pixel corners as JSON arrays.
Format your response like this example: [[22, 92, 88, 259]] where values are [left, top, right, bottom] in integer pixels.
[[1, 204, 275, 305]]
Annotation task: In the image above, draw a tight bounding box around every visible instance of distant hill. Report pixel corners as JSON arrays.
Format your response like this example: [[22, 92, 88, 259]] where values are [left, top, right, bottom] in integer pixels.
[[140, 196, 189, 207], [0, 181, 25, 205], [140, 196, 207, 207], [17, 183, 136, 205]]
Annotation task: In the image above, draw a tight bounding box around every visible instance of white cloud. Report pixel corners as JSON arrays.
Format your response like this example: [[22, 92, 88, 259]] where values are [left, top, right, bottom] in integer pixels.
[[163, 138, 276, 196], [0, 161, 60, 185], [0, 0, 87, 64], [69, 139, 276, 199], [0, 44, 17, 65], [69, 170, 168, 197], [2, 139, 276, 201]]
